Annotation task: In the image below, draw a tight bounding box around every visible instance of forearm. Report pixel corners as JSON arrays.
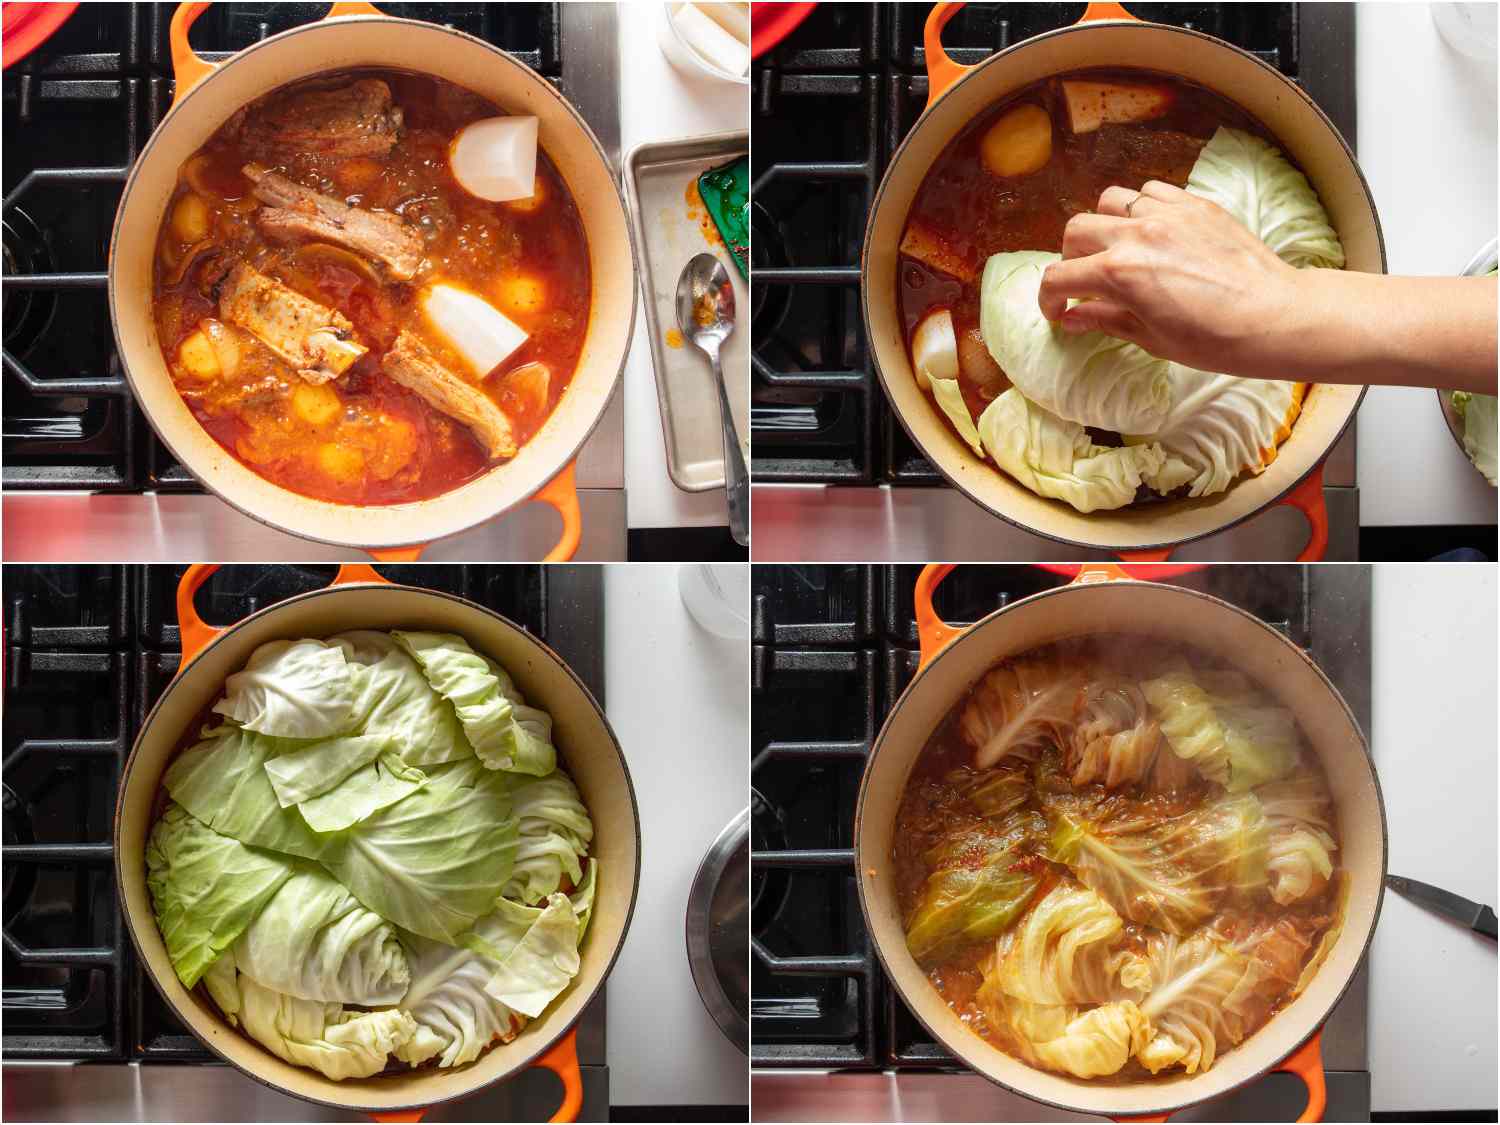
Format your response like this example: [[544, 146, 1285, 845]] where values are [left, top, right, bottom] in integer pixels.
[[1253, 272, 1497, 393]]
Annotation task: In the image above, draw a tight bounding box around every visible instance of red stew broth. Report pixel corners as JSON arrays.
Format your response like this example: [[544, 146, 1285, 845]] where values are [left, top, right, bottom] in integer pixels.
[[152, 69, 591, 506], [891, 635, 1340, 1082], [898, 68, 1276, 425]]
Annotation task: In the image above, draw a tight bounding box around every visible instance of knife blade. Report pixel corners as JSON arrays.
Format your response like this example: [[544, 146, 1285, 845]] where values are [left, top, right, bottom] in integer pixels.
[[1386, 874, 1497, 941]]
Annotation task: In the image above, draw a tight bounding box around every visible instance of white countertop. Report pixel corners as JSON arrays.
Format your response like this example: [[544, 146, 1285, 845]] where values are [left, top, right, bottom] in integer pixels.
[[1355, 2, 1497, 526], [603, 564, 748, 1107], [619, 8, 747, 530], [1369, 562, 1497, 1111]]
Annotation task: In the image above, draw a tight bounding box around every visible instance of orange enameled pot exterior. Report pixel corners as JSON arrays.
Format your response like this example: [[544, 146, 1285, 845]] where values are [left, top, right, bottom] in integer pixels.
[[115, 566, 641, 1119], [854, 565, 1385, 1120], [861, 4, 1384, 558], [108, 4, 636, 559]]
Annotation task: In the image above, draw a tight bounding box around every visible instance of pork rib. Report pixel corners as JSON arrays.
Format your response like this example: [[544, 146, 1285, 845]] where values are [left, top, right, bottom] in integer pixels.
[[244, 164, 423, 281], [243, 78, 403, 159], [383, 331, 517, 461], [217, 261, 367, 384]]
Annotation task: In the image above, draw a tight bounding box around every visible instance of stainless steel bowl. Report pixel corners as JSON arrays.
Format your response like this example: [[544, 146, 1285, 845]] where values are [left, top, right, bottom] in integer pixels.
[[686, 807, 749, 1054]]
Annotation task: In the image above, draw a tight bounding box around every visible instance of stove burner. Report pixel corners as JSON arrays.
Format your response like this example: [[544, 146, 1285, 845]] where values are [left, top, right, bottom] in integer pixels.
[[750, 786, 790, 930], [750, 199, 791, 337], [2, 209, 58, 358], [2, 782, 37, 924]]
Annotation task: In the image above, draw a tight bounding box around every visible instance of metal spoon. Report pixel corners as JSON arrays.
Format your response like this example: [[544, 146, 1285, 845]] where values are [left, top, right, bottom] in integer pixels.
[[676, 252, 748, 546]]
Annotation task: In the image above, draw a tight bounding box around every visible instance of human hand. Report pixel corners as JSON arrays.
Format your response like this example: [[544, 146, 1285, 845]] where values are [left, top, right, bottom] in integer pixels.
[[1036, 181, 1309, 379]]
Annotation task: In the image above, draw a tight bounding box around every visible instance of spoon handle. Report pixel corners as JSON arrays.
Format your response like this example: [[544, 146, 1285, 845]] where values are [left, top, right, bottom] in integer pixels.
[[709, 348, 750, 546]]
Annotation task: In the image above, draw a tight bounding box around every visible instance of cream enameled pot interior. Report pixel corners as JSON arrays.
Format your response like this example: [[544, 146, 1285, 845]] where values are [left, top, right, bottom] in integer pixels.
[[110, 17, 635, 549], [863, 21, 1382, 551], [855, 582, 1384, 1117], [115, 585, 640, 1112]]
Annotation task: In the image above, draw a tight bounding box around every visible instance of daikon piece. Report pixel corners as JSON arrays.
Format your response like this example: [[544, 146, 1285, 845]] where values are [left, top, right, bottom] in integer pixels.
[[911, 309, 958, 391], [671, 2, 748, 77], [697, 1, 750, 44], [497, 273, 547, 318], [448, 116, 539, 203], [1061, 80, 1173, 134], [421, 283, 529, 378]]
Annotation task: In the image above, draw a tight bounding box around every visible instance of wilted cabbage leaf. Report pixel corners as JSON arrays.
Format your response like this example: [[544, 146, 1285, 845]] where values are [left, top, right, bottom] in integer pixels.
[[1142, 666, 1300, 792], [959, 656, 1083, 770], [237, 974, 418, 1080], [1066, 676, 1197, 792], [905, 813, 1046, 965], [983, 879, 1147, 1007], [977, 389, 1171, 513], [1047, 791, 1269, 934], [1453, 391, 1498, 486], [1256, 770, 1339, 905]]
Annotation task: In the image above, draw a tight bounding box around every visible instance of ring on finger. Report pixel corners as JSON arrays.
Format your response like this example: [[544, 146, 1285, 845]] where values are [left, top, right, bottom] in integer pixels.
[[1125, 192, 1143, 218]]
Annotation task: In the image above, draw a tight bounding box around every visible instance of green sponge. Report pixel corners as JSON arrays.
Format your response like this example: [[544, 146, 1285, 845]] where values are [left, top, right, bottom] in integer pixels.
[[698, 156, 748, 280]]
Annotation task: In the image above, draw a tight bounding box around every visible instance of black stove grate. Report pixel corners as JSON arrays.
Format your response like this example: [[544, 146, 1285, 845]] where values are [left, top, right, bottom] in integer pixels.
[[750, 564, 1370, 1069], [750, 2, 1354, 485], [2, 3, 560, 492], [2, 564, 601, 1062]]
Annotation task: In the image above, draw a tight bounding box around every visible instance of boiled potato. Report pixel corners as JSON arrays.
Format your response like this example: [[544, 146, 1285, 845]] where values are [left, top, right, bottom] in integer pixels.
[[177, 330, 221, 381], [980, 104, 1053, 178], [172, 193, 211, 242], [315, 442, 366, 482], [496, 274, 547, 318], [291, 382, 342, 426]]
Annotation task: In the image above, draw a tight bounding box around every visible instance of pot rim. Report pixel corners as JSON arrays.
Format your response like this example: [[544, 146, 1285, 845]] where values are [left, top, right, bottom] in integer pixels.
[[107, 13, 639, 551], [853, 578, 1388, 1117], [114, 580, 643, 1113], [859, 17, 1384, 553]]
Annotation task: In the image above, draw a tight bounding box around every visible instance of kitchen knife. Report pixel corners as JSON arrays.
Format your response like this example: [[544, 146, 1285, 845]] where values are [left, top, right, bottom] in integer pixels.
[[1386, 874, 1497, 941]]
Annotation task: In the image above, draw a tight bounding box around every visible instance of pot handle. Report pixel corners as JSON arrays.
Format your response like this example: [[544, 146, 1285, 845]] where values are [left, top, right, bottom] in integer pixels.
[[1110, 1032, 1326, 1123], [169, 2, 384, 111], [924, 2, 1138, 108], [1116, 462, 1330, 564], [535, 460, 583, 562], [168, 3, 217, 109], [536, 1027, 584, 1123], [916, 562, 1138, 670], [175, 563, 392, 674]]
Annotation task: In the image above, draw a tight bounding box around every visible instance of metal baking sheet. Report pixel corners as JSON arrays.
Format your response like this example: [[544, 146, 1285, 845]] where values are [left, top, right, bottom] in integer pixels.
[[625, 131, 749, 492]]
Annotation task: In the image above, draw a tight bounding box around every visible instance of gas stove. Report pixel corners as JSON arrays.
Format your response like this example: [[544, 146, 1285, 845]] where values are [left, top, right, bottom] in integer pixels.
[[750, 564, 1373, 1121], [1, 3, 626, 561], [1, 564, 610, 1122], [750, 3, 1360, 561]]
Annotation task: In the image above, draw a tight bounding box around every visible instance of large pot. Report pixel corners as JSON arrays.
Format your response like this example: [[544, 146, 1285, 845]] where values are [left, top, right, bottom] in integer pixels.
[[115, 564, 641, 1121], [854, 564, 1386, 1120], [861, 2, 1386, 561], [108, 2, 639, 561]]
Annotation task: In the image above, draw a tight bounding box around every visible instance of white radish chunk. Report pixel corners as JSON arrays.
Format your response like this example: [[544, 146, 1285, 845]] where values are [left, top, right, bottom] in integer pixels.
[[671, 2, 749, 77], [449, 116, 539, 203], [422, 283, 530, 378], [1061, 80, 1173, 134], [697, 1, 750, 44], [911, 308, 959, 391]]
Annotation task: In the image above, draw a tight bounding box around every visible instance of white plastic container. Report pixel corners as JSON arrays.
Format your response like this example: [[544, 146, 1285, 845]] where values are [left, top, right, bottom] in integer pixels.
[[657, 2, 750, 86]]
